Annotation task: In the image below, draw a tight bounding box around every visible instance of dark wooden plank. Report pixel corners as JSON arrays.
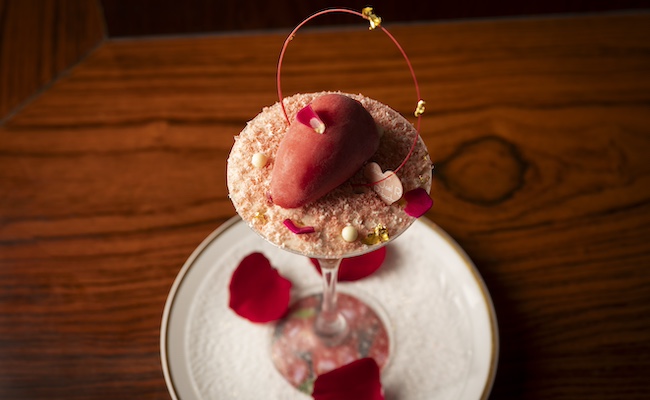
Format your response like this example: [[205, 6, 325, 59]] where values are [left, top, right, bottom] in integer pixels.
[[99, 0, 650, 37], [0, 0, 105, 121], [1, 12, 649, 399]]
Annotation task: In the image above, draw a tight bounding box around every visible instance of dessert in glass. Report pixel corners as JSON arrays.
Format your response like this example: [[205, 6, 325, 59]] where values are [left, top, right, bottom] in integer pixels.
[[226, 8, 433, 393]]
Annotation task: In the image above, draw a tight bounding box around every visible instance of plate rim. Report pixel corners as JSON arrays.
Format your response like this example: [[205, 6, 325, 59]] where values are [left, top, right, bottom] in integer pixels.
[[160, 215, 499, 400], [160, 216, 241, 400], [419, 217, 500, 400]]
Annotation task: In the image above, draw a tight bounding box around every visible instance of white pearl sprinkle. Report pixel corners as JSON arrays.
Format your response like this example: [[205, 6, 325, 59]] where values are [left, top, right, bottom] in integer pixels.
[[341, 225, 358, 243], [251, 153, 268, 168]]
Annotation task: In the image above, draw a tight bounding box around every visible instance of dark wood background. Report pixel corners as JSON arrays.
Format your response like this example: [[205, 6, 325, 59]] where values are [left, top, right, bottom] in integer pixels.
[[1, 1, 650, 399], [99, 0, 650, 36], [2, 0, 649, 120]]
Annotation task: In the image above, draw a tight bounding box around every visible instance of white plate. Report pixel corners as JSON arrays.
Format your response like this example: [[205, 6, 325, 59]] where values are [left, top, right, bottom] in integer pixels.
[[161, 216, 498, 399]]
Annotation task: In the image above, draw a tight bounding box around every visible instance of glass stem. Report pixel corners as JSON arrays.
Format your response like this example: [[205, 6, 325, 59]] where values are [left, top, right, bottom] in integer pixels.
[[314, 258, 349, 343]]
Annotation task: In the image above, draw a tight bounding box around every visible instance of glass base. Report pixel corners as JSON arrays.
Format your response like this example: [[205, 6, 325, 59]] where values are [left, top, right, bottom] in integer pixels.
[[270, 292, 391, 394]]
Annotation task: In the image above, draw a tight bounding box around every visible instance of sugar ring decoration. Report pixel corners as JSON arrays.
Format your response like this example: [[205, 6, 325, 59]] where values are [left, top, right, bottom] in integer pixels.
[[275, 7, 425, 186]]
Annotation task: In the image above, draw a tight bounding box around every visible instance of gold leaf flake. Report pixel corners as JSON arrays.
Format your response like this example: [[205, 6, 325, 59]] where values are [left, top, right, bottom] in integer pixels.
[[362, 224, 390, 245], [253, 211, 267, 224], [415, 100, 426, 117], [362, 7, 382, 30]]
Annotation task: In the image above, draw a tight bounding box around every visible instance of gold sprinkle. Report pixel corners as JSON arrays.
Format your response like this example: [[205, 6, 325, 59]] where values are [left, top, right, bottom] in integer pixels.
[[362, 7, 382, 30], [362, 224, 390, 245], [253, 212, 267, 223], [362, 235, 380, 246], [415, 100, 426, 117]]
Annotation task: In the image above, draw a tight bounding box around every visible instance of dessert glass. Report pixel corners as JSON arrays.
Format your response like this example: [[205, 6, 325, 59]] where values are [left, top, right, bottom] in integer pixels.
[[226, 7, 431, 393]]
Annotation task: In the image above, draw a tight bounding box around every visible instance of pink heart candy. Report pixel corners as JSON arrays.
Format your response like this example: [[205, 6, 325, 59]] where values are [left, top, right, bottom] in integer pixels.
[[270, 94, 380, 209], [364, 162, 403, 205]]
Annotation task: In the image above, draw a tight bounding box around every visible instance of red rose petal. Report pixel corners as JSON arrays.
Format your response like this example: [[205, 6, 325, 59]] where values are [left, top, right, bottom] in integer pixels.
[[310, 246, 387, 281], [404, 187, 433, 217], [284, 219, 316, 234], [312, 358, 384, 400], [228, 252, 292, 323]]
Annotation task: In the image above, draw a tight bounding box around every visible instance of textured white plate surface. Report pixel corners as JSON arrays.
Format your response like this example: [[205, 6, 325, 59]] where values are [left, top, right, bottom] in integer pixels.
[[161, 216, 498, 399]]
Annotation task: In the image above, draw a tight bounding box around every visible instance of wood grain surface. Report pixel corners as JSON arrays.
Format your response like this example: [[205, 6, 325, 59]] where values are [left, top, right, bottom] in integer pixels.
[[1, 12, 650, 399], [99, 0, 650, 37], [0, 0, 105, 121]]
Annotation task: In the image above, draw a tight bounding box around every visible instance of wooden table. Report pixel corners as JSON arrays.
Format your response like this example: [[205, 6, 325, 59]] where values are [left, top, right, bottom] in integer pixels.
[[1, 12, 649, 399]]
